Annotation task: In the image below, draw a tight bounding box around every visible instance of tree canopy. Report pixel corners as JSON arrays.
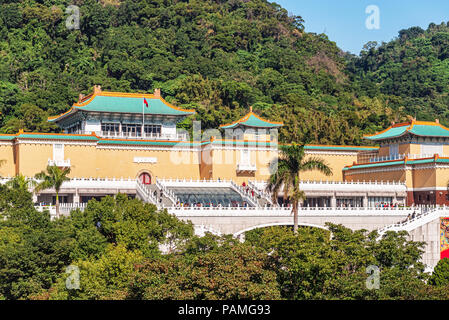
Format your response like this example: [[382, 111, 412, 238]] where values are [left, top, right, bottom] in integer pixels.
[[0, 0, 421, 145]]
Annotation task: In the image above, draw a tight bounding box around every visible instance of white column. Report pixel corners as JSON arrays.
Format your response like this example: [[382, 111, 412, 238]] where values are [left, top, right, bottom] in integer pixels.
[[331, 193, 337, 208], [363, 193, 368, 207], [73, 189, 80, 204]]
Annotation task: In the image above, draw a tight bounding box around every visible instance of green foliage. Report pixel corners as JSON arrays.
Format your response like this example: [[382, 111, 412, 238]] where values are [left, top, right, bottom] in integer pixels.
[[0, 182, 74, 299], [0, 183, 447, 300], [127, 243, 281, 300], [47, 243, 144, 300], [429, 258, 449, 286], [245, 224, 431, 300], [83, 194, 194, 257], [349, 22, 449, 127], [34, 164, 71, 217], [0, 0, 409, 144]]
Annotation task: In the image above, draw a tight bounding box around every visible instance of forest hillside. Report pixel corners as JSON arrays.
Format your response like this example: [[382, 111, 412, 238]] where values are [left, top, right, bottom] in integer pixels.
[[1, 0, 448, 144]]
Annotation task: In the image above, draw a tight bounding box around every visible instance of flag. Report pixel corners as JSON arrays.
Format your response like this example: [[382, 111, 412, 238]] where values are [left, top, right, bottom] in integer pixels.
[[143, 98, 149, 108]]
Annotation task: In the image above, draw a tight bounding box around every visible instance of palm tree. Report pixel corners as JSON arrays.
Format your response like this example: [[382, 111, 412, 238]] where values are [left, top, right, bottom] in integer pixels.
[[266, 143, 332, 234], [6, 174, 35, 191], [34, 165, 71, 218]]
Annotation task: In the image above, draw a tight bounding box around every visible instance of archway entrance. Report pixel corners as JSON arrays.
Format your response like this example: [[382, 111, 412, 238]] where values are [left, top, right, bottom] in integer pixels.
[[139, 172, 151, 185]]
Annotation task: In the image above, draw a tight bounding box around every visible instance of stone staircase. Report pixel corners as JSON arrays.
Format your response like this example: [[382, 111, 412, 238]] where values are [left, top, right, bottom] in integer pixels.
[[377, 206, 449, 237], [135, 179, 175, 208], [247, 180, 274, 207]]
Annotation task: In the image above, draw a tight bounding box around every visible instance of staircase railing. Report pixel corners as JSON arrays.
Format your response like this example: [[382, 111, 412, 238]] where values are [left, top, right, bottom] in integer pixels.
[[136, 179, 158, 205], [377, 205, 449, 237], [155, 178, 179, 205], [247, 180, 274, 205], [229, 181, 258, 207]]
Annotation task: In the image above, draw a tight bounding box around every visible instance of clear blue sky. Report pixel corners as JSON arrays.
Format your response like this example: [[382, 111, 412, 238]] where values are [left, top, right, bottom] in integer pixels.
[[274, 0, 449, 54]]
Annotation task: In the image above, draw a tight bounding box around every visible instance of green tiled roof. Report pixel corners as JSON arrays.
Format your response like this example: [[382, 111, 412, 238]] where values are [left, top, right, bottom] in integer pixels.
[[304, 145, 378, 151], [49, 92, 195, 123], [0, 135, 16, 141], [364, 121, 449, 141], [409, 124, 449, 137], [220, 112, 283, 129], [343, 160, 404, 171], [343, 157, 449, 171], [18, 133, 99, 141]]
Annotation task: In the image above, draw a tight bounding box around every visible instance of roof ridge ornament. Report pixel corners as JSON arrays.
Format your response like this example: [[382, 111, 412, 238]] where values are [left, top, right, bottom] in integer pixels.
[[93, 85, 102, 94]]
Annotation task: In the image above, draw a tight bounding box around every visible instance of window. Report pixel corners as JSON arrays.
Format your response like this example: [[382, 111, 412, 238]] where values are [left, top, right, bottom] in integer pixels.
[[240, 149, 250, 164], [53, 144, 64, 161], [122, 124, 142, 137], [144, 125, 161, 135], [52, 196, 68, 204], [421, 144, 443, 157], [67, 122, 81, 134], [101, 123, 119, 133], [389, 144, 399, 156]]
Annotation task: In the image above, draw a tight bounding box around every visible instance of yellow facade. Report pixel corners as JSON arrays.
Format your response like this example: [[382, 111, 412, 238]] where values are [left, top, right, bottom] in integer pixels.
[[300, 153, 358, 181], [0, 135, 368, 186], [344, 166, 407, 184]]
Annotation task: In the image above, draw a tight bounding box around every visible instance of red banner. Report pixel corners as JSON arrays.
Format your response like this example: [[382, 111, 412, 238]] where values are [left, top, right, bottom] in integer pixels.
[[441, 218, 449, 259]]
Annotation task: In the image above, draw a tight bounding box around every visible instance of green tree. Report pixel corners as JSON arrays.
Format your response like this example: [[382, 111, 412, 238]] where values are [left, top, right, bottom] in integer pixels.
[[429, 258, 449, 286], [266, 144, 332, 233], [127, 243, 281, 300], [34, 165, 71, 218], [6, 174, 35, 192]]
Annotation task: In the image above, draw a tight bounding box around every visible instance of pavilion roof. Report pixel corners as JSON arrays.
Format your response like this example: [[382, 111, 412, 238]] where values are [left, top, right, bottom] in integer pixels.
[[219, 107, 283, 129], [364, 120, 449, 141], [48, 90, 195, 123]]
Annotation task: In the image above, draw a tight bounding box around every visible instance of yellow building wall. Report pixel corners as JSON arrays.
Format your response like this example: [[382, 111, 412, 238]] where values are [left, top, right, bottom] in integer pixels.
[[209, 148, 278, 184], [411, 167, 436, 189], [443, 145, 449, 155], [300, 153, 358, 182], [376, 143, 420, 157], [15, 141, 202, 180], [399, 143, 411, 155], [10, 139, 369, 184], [17, 143, 53, 177], [65, 145, 201, 179], [409, 144, 420, 156], [435, 167, 449, 187], [0, 144, 16, 177], [344, 167, 407, 184]]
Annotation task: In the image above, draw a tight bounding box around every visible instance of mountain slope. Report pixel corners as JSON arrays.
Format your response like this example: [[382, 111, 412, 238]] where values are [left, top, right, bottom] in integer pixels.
[[0, 0, 407, 144]]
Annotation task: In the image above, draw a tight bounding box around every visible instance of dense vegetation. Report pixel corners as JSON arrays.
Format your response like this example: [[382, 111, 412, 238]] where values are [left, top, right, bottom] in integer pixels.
[[349, 22, 449, 126], [0, 180, 448, 300], [1, 0, 428, 145]]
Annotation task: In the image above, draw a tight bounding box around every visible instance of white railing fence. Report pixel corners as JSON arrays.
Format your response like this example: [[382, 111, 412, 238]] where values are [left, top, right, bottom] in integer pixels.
[[80, 131, 188, 141], [369, 153, 447, 163], [247, 180, 273, 205], [377, 205, 449, 235], [230, 180, 258, 207], [136, 179, 158, 205], [155, 178, 179, 205]]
